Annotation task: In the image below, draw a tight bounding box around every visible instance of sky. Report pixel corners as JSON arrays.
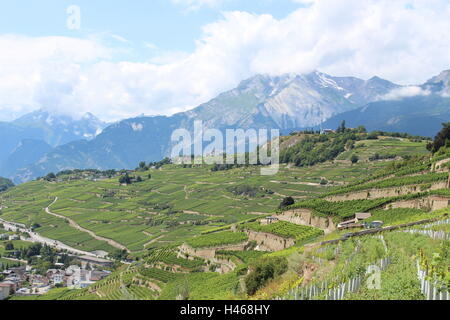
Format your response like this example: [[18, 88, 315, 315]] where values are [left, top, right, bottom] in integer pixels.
[[0, 0, 450, 121]]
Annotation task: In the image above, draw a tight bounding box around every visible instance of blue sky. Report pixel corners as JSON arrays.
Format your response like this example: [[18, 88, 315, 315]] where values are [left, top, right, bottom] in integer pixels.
[[0, 0, 449, 122], [0, 0, 304, 61]]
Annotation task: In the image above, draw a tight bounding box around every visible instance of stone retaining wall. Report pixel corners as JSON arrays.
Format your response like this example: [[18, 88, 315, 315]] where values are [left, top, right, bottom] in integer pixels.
[[277, 209, 336, 234], [385, 196, 450, 211], [326, 182, 448, 202], [179, 242, 247, 260], [245, 230, 295, 252]]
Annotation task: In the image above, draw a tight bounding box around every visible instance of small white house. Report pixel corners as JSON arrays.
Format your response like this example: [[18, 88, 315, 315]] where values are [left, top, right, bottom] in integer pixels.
[[0, 284, 11, 300]]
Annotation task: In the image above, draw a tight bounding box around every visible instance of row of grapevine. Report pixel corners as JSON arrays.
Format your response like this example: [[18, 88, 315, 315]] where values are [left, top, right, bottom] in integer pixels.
[[416, 260, 449, 300], [239, 221, 323, 242], [287, 198, 396, 219], [402, 229, 449, 240], [138, 267, 180, 283], [278, 235, 391, 300], [322, 172, 448, 197], [186, 231, 248, 248], [401, 218, 450, 240], [277, 257, 391, 300]]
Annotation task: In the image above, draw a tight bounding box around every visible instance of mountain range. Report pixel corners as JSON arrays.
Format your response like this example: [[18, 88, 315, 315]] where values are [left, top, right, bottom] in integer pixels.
[[321, 70, 450, 136], [2, 70, 450, 184], [0, 111, 107, 180]]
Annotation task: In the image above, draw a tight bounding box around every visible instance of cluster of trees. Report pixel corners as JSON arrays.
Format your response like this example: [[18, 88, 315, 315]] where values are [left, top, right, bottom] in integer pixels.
[[1, 242, 74, 274], [427, 122, 450, 153], [43, 172, 57, 181], [110, 249, 129, 261], [39, 169, 119, 182], [245, 256, 288, 295], [0, 177, 14, 192], [279, 196, 295, 209], [118, 173, 144, 185], [136, 157, 172, 171], [280, 129, 361, 167], [279, 121, 431, 167]]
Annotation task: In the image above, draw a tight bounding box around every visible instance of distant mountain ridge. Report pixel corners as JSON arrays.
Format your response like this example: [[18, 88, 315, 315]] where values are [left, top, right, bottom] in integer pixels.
[[5, 69, 450, 184], [321, 70, 450, 137], [0, 110, 107, 181], [421, 70, 450, 96]]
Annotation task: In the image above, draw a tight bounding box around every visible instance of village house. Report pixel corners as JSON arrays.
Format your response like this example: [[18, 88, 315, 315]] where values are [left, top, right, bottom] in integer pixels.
[[0, 283, 12, 300], [260, 216, 279, 225], [46, 269, 65, 285], [338, 212, 372, 229], [8, 234, 20, 241], [30, 274, 50, 288], [0, 281, 17, 293]]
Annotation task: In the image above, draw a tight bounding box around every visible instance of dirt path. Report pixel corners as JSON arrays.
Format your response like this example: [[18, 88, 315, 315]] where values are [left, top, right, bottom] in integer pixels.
[[184, 185, 189, 200], [143, 235, 164, 248], [270, 180, 322, 186], [45, 197, 130, 252]]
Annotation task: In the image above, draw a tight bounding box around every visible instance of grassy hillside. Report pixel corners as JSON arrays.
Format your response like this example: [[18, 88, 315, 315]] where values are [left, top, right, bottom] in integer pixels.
[[3, 131, 449, 301], [0, 136, 417, 255]]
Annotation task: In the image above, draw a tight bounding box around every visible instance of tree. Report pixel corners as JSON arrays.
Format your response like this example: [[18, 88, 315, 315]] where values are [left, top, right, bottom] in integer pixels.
[[245, 257, 288, 295], [351, 154, 359, 164], [119, 173, 132, 185], [356, 125, 367, 133], [337, 120, 346, 133], [5, 242, 14, 251], [139, 161, 146, 169], [45, 173, 56, 181], [279, 196, 295, 209], [427, 122, 450, 153], [31, 223, 41, 230]]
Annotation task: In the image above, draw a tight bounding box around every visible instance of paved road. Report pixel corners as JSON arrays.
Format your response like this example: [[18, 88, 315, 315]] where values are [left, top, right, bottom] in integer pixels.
[[0, 217, 98, 257]]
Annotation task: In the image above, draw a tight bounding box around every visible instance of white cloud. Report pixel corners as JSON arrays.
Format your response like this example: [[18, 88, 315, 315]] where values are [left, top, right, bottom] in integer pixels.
[[1, 0, 450, 122], [0, 35, 110, 121], [171, 0, 225, 11], [131, 123, 144, 131], [379, 86, 430, 101]]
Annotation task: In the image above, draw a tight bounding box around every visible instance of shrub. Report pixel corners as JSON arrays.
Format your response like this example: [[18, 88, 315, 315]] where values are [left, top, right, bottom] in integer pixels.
[[279, 197, 295, 209], [245, 257, 288, 295]]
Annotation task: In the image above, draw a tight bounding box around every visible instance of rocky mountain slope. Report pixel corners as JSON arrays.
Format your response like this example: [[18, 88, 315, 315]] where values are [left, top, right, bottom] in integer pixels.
[[9, 71, 399, 183]]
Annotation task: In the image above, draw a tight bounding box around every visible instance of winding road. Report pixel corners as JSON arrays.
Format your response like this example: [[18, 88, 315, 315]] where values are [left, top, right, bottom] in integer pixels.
[[45, 197, 130, 252], [0, 217, 98, 257]]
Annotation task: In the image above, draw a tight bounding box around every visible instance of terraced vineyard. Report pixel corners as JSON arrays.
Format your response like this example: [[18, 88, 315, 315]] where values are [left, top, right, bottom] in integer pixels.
[[240, 221, 324, 242], [2, 134, 449, 301], [287, 197, 406, 220], [324, 172, 448, 197], [186, 231, 248, 248], [0, 137, 426, 255]]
